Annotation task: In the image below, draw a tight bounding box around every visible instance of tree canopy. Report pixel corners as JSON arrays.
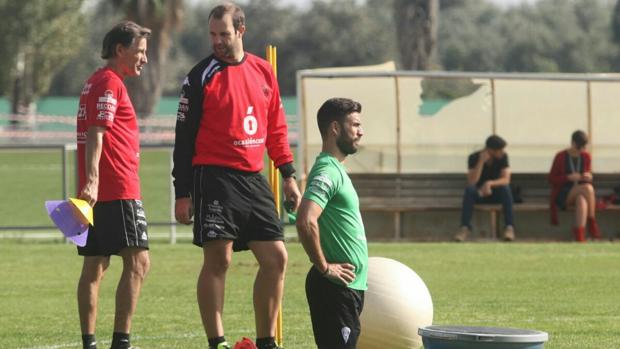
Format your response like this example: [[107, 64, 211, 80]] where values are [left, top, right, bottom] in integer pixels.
[[2, 0, 620, 114]]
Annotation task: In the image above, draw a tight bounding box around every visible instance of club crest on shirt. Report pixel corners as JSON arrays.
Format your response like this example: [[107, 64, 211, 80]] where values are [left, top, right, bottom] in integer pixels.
[[261, 84, 271, 98], [341, 326, 351, 343]]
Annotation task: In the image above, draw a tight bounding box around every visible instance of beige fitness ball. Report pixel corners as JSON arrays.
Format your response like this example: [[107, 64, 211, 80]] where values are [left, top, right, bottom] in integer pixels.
[[358, 257, 434, 349]]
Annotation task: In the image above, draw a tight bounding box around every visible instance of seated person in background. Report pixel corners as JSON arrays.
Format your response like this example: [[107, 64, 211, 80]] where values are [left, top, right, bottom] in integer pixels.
[[454, 135, 515, 242], [548, 130, 601, 242]]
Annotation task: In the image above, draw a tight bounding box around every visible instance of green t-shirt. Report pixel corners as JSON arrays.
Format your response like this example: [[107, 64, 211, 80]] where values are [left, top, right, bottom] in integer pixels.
[[303, 152, 368, 290]]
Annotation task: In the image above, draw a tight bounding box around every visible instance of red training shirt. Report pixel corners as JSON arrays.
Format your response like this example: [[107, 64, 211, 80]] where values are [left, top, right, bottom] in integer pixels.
[[76, 67, 141, 201], [172, 53, 294, 198]]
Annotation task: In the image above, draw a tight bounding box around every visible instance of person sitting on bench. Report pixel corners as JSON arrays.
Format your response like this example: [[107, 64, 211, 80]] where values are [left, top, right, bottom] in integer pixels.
[[548, 130, 601, 242], [454, 135, 515, 242]]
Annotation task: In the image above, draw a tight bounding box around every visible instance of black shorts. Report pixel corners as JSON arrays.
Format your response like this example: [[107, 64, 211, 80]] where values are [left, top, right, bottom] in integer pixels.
[[78, 199, 149, 256], [192, 165, 283, 251], [306, 267, 365, 349]]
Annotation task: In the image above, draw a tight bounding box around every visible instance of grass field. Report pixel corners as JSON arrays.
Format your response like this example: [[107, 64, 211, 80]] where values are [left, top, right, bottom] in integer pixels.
[[0, 147, 185, 229], [0, 147, 285, 232], [1, 241, 619, 349]]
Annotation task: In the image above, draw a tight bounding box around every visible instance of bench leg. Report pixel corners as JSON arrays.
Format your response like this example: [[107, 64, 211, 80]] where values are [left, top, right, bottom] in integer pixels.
[[489, 210, 498, 239], [394, 211, 401, 240]]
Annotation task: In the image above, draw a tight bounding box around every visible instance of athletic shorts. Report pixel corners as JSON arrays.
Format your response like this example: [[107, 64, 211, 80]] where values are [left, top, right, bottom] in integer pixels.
[[78, 199, 149, 256], [192, 165, 283, 251], [305, 267, 365, 349]]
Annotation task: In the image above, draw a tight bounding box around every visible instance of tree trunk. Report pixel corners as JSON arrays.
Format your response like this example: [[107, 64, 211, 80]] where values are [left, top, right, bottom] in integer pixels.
[[10, 49, 36, 125], [394, 0, 439, 70], [121, 0, 183, 119]]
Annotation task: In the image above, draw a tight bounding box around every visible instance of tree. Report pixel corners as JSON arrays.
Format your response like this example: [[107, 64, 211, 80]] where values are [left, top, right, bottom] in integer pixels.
[[111, 0, 183, 118], [613, 0, 620, 43], [0, 0, 85, 118], [393, 0, 439, 70], [438, 0, 616, 73], [280, 0, 396, 94], [437, 0, 505, 71]]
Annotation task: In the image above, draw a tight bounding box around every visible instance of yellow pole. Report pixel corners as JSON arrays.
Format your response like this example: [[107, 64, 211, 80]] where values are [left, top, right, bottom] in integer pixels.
[[266, 44, 283, 347]]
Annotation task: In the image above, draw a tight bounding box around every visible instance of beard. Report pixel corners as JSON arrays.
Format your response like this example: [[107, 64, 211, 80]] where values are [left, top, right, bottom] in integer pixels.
[[213, 43, 234, 60], [336, 133, 358, 155]]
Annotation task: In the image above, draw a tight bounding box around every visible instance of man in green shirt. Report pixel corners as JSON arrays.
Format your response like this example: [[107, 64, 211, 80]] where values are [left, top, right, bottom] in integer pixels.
[[296, 97, 368, 349]]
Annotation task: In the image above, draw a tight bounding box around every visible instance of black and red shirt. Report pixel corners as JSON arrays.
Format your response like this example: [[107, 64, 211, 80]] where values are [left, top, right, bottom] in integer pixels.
[[172, 53, 294, 198], [76, 67, 141, 201]]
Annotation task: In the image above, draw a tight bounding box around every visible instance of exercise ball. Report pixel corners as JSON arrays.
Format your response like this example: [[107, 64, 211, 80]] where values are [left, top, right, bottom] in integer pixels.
[[358, 257, 433, 349]]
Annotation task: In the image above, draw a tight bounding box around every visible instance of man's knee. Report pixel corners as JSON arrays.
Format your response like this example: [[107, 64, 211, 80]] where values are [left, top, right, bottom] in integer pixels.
[[81, 256, 110, 282], [202, 242, 233, 275], [121, 248, 150, 280], [464, 185, 478, 197], [495, 185, 512, 199], [252, 241, 287, 274]]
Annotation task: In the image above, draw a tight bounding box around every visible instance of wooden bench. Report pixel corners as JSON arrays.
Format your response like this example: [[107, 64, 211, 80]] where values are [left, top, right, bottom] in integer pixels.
[[350, 173, 620, 239]]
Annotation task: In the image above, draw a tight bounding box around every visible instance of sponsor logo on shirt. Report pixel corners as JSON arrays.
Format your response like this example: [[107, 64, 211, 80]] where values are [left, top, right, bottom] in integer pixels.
[[81, 83, 92, 95], [98, 90, 117, 105], [233, 137, 265, 147], [96, 102, 116, 112], [77, 105, 86, 120], [177, 94, 189, 122], [77, 131, 87, 144], [95, 90, 117, 122], [97, 110, 114, 122]]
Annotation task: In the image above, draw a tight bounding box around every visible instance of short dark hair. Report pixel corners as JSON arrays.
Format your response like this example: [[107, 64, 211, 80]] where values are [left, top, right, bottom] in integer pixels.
[[485, 135, 507, 150], [572, 130, 588, 149], [101, 21, 151, 59], [209, 2, 245, 31], [317, 98, 362, 137]]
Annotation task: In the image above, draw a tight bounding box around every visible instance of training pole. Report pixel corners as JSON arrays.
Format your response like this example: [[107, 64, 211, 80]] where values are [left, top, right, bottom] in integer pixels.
[[266, 44, 283, 346]]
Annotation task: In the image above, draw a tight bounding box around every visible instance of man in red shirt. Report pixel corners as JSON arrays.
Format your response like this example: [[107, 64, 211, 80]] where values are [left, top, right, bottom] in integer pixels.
[[76, 21, 151, 349], [172, 3, 301, 349]]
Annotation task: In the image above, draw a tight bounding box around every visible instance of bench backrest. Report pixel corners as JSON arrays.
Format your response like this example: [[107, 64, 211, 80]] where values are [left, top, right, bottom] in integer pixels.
[[349, 173, 620, 204]]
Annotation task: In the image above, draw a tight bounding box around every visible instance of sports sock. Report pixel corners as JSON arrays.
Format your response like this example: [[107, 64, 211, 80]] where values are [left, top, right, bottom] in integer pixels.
[[82, 334, 97, 349], [208, 336, 227, 349], [256, 337, 276, 349], [110, 332, 130, 349]]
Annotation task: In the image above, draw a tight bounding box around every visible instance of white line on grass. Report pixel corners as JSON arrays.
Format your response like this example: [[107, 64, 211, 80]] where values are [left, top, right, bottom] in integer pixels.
[[15, 332, 209, 349], [16, 342, 81, 349]]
